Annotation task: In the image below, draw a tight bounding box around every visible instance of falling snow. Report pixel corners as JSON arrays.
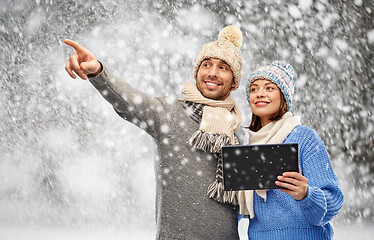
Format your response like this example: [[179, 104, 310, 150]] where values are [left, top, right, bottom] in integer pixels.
[[1, 0, 374, 239]]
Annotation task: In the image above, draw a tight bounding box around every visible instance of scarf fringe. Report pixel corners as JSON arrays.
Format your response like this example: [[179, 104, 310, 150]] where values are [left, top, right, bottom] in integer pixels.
[[207, 180, 238, 205], [188, 130, 231, 153]]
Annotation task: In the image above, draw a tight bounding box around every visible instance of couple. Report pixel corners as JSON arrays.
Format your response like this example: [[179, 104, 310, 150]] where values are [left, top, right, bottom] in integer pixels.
[[64, 26, 343, 240]]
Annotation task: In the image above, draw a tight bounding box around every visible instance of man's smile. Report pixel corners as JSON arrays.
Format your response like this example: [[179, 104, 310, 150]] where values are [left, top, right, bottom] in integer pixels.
[[204, 80, 221, 89]]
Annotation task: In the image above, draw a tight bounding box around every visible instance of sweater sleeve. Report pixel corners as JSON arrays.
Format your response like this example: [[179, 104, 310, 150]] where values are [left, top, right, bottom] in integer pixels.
[[296, 128, 344, 226], [88, 65, 164, 136]]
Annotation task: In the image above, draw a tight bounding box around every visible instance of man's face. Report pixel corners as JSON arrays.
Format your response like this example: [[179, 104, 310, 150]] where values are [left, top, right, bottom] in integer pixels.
[[196, 58, 235, 100]]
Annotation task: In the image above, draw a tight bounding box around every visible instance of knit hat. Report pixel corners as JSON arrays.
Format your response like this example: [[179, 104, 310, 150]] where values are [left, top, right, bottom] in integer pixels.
[[246, 61, 295, 111], [193, 26, 243, 90]]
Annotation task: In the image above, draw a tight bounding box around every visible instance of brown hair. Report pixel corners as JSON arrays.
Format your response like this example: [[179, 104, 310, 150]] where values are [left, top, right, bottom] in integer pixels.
[[248, 93, 288, 132]]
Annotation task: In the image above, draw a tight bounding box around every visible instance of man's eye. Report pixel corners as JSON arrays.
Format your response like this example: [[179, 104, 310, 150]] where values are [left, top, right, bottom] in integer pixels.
[[250, 88, 257, 92]]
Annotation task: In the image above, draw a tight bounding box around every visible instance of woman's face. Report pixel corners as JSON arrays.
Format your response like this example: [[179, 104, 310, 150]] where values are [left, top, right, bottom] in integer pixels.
[[249, 79, 282, 127]]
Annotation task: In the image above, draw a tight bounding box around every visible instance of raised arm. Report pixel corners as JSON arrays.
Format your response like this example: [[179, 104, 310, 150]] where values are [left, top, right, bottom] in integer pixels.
[[63, 39, 172, 138], [64, 39, 102, 80]]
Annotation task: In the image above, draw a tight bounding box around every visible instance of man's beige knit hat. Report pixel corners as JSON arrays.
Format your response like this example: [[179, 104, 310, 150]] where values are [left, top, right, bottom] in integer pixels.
[[193, 25, 243, 90]]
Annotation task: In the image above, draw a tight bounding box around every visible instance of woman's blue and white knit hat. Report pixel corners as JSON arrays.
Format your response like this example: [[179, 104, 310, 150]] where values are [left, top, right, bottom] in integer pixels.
[[246, 61, 295, 111]]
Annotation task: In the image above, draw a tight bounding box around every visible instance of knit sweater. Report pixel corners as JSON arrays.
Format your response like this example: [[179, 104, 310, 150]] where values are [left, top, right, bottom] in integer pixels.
[[241, 125, 344, 240], [89, 66, 240, 240]]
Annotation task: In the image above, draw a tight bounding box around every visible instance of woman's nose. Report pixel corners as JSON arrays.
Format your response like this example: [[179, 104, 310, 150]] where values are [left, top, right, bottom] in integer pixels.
[[257, 88, 266, 97]]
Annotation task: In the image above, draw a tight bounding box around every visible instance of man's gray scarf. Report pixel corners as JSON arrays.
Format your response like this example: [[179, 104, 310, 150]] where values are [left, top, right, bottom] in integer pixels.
[[183, 101, 238, 205]]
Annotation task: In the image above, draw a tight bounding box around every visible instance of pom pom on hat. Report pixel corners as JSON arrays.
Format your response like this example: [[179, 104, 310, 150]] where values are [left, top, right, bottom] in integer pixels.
[[193, 25, 243, 90], [246, 61, 295, 111], [218, 25, 243, 48]]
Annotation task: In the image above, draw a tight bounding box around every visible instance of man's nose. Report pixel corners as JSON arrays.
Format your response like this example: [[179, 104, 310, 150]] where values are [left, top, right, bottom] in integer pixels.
[[208, 65, 219, 78]]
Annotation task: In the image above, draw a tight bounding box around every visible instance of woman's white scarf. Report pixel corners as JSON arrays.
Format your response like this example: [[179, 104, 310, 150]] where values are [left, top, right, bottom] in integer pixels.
[[236, 112, 301, 217]]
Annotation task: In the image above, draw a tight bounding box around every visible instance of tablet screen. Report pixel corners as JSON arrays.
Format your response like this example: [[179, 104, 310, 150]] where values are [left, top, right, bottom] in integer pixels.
[[222, 143, 299, 190]]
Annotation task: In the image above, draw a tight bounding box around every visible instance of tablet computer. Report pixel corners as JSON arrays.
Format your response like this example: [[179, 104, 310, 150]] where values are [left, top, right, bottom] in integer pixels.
[[222, 143, 299, 190]]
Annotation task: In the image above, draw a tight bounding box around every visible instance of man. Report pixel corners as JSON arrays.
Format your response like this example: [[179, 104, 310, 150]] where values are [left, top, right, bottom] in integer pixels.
[[64, 25, 243, 240]]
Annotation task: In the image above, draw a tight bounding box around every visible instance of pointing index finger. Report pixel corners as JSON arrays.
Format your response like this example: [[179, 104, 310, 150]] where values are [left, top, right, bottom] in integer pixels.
[[64, 39, 85, 52]]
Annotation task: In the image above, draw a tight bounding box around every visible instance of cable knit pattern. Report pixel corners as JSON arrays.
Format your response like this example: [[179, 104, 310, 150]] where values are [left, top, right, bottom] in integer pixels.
[[241, 125, 344, 240]]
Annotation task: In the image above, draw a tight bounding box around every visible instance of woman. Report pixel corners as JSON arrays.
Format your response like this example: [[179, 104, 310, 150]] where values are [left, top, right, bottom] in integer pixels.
[[237, 61, 344, 239]]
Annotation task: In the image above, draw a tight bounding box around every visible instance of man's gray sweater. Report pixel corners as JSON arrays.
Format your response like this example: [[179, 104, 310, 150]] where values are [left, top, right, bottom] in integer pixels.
[[89, 67, 239, 240]]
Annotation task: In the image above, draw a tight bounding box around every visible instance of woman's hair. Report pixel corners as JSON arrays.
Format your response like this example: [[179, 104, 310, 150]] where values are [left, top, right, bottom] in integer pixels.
[[248, 92, 288, 132]]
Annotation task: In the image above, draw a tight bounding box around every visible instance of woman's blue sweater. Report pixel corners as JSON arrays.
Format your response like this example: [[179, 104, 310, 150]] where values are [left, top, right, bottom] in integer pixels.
[[241, 125, 344, 240]]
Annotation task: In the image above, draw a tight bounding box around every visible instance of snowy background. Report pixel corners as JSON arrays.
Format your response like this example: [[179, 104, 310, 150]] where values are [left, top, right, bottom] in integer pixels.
[[1, 0, 373, 239]]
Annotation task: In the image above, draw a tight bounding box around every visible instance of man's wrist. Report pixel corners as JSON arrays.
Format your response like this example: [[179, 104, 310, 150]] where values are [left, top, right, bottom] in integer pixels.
[[87, 60, 103, 78]]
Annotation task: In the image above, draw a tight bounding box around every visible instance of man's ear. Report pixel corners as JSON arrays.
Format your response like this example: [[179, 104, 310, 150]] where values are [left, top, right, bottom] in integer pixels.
[[231, 79, 236, 89]]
